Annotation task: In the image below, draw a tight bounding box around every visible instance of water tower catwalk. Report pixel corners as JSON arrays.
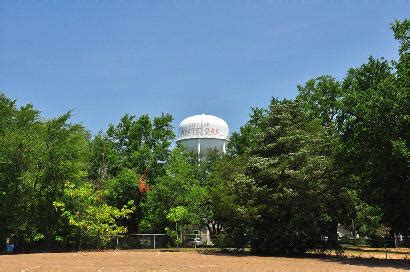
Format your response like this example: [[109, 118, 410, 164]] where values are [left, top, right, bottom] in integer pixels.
[[176, 114, 229, 158]]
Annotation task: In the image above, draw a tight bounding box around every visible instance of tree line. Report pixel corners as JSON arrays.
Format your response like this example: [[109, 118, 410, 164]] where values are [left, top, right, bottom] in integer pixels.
[[0, 20, 408, 254]]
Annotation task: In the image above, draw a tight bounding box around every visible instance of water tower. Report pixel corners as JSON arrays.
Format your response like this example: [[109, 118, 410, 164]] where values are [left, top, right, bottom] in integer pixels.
[[176, 114, 229, 158]]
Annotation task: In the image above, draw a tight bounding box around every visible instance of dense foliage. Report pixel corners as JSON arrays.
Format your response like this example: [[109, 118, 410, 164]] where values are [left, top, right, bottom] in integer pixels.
[[0, 20, 408, 254]]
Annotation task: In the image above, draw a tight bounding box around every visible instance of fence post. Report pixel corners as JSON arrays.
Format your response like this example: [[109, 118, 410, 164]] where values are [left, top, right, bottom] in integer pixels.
[[153, 234, 156, 249], [384, 241, 387, 260], [116, 237, 119, 249]]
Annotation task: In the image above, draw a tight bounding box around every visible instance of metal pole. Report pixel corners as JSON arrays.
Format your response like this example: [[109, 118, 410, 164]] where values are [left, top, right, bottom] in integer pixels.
[[385, 241, 387, 259], [154, 234, 156, 249], [197, 139, 201, 162], [176, 222, 179, 249]]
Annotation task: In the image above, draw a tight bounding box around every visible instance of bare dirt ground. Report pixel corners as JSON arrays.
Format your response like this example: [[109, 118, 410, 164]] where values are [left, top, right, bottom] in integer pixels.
[[0, 250, 409, 272]]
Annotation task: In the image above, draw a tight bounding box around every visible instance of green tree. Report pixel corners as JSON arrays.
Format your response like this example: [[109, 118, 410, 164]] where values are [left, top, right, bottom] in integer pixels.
[[227, 108, 266, 157], [106, 113, 174, 181], [140, 146, 207, 233], [0, 93, 91, 249], [295, 20, 410, 237], [53, 182, 134, 249], [101, 113, 174, 233], [166, 206, 189, 246], [204, 152, 255, 247], [339, 52, 409, 234], [0, 94, 43, 246], [243, 99, 344, 254], [297, 75, 342, 128]]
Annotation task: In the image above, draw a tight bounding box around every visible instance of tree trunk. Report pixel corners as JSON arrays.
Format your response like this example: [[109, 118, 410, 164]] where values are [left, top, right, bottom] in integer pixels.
[[329, 221, 338, 249]]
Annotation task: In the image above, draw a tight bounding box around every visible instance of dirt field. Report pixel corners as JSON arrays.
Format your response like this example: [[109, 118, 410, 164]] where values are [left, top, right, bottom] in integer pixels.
[[0, 250, 409, 272]]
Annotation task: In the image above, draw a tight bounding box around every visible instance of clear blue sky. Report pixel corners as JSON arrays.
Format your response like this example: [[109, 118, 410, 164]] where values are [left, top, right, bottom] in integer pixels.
[[1, 1, 408, 135]]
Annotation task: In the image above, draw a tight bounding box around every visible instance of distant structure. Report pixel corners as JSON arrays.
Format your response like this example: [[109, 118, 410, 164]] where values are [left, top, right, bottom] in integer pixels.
[[176, 114, 229, 158]]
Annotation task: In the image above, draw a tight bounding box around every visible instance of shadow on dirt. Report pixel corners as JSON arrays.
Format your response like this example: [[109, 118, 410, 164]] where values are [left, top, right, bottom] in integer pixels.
[[343, 246, 410, 255], [199, 250, 410, 270], [319, 256, 410, 270]]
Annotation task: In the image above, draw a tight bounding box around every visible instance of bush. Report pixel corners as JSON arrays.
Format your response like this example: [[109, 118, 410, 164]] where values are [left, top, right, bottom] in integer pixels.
[[212, 231, 249, 249]]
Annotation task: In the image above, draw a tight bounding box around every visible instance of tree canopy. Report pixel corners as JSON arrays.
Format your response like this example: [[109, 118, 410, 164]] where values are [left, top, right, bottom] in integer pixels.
[[0, 20, 408, 254]]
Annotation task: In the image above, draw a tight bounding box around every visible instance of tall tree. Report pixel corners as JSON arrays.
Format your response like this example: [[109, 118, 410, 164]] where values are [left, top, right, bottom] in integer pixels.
[[242, 99, 345, 254], [106, 113, 174, 181], [297, 75, 342, 128], [97, 113, 175, 233], [339, 49, 409, 234], [0, 93, 91, 249], [140, 146, 207, 233], [53, 182, 134, 249]]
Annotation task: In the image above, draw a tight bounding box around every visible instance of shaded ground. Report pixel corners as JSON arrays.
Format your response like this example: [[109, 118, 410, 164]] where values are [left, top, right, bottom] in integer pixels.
[[309, 246, 410, 260], [1, 250, 409, 271]]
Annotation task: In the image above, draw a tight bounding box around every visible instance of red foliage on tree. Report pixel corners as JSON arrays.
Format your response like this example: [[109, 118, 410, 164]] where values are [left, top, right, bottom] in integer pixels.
[[137, 175, 149, 194]]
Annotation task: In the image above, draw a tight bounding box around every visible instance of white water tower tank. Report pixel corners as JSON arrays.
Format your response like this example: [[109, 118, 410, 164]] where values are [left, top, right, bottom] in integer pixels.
[[176, 114, 229, 157]]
